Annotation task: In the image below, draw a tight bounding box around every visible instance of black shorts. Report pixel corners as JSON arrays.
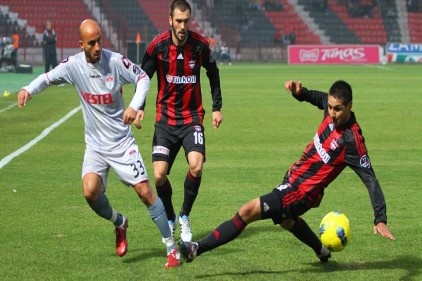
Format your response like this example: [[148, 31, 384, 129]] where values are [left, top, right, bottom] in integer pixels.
[[260, 183, 311, 224], [152, 122, 206, 174]]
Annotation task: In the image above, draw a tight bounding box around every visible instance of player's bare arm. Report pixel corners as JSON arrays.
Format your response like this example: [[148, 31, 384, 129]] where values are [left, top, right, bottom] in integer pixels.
[[212, 111, 223, 129], [284, 80, 302, 95], [373, 222, 395, 240], [133, 110, 144, 129], [17, 89, 31, 107], [123, 107, 137, 126]]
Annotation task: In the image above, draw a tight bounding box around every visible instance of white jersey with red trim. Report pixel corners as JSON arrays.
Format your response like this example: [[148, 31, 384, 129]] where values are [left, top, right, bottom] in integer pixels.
[[23, 49, 149, 151]]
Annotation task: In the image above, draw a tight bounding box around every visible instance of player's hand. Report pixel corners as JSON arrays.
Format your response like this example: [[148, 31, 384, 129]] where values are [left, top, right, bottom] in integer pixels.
[[284, 80, 302, 95], [17, 89, 31, 107], [373, 222, 395, 240], [133, 110, 145, 129], [212, 111, 223, 129], [123, 107, 137, 126]]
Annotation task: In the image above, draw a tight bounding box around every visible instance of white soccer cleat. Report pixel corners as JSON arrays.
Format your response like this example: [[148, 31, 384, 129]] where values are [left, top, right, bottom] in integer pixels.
[[179, 215, 192, 242]]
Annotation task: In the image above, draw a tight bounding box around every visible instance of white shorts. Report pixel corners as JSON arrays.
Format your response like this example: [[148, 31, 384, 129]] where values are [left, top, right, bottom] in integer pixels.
[[82, 138, 149, 191]]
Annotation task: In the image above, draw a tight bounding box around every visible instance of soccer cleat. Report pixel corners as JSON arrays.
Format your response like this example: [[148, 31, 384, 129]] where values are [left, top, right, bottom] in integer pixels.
[[162, 219, 176, 243], [165, 248, 181, 269], [179, 240, 198, 263], [179, 215, 192, 242], [317, 245, 331, 263], [115, 217, 128, 257]]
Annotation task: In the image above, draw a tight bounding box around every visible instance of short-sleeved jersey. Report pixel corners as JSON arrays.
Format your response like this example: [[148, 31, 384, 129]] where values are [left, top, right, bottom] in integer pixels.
[[141, 30, 222, 126], [283, 88, 387, 224], [24, 49, 148, 151]]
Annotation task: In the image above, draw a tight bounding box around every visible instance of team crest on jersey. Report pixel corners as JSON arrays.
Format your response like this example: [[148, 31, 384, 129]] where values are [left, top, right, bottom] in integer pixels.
[[360, 155, 371, 168], [189, 60, 196, 69], [330, 139, 339, 150], [129, 149, 138, 159], [194, 125, 202, 132], [329, 123, 334, 131], [133, 65, 142, 75], [105, 76, 114, 89]]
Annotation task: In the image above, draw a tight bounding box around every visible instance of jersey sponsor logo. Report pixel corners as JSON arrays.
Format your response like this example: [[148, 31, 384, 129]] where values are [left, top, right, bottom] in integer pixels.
[[82, 92, 114, 104], [166, 74, 197, 84], [189, 60, 195, 69], [153, 145, 170, 156], [133, 65, 142, 75], [89, 74, 101, 78], [313, 133, 330, 163], [177, 53, 184, 60], [360, 155, 371, 168]]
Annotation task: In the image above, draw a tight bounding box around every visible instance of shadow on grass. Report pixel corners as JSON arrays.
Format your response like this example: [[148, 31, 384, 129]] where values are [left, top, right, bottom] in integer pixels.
[[120, 247, 164, 264], [194, 255, 422, 280]]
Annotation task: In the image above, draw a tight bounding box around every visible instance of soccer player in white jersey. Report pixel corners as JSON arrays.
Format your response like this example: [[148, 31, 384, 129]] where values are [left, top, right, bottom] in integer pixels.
[[17, 19, 180, 269]]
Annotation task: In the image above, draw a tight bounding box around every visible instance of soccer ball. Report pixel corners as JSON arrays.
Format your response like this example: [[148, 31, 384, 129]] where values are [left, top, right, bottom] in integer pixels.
[[319, 211, 351, 252]]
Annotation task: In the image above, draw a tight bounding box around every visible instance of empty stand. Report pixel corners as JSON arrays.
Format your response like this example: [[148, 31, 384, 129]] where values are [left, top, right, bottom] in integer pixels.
[[0, 0, 113, 49]]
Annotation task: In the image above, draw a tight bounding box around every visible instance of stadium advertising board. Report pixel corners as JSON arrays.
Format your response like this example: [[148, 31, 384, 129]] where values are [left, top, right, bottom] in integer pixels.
[[386, 43, 422, 63], [288, 45, 381, 64]]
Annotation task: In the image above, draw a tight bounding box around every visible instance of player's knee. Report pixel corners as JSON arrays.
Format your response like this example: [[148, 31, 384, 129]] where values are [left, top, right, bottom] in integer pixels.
[[238, 198, 261, 223], [134, 181, 155, 203], [280, 218, 296, 230], [189, 165, 203, 178], [153, 171, 167, 186]]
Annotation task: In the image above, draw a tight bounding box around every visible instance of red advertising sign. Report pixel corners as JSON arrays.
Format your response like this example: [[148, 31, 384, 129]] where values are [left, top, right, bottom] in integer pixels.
[[288, 45, 381, 64]]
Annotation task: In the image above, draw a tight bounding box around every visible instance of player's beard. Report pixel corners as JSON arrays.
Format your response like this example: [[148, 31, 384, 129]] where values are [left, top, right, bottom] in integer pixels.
[[172, 26, 187, 45]]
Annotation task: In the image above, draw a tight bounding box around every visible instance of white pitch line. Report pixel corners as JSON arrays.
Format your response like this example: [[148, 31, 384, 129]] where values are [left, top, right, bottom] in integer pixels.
[[0, 102, 17, 114], [0, 106, 81, 169]]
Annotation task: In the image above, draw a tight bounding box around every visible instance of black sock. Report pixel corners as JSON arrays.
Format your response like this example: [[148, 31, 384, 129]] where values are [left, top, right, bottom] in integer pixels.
[[289, 217, 322, 254], [156, 178, 175, 221], [197, 212, 246, 256], [180, 170, 201, 216]]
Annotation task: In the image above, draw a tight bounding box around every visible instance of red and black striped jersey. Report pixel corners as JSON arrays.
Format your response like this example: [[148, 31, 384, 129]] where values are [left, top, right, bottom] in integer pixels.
[[283, 88, 387, 224], [141, 30, 222, 126]]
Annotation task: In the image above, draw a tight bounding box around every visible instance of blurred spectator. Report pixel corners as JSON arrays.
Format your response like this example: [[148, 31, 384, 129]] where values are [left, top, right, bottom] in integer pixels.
[[288, 31, 296, 45], [264, 0, 283, 11], [219, 42, 232, 65], [0, 36, 16, 71], [209, 34, 217, 56], [273, 30, 283, 45], [42, 20, 58, 72], [12, 30, 19, 67]]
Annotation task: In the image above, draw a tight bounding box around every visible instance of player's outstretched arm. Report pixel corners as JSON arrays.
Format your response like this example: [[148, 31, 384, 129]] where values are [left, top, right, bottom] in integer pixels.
[[284, 80, 302, 95], [212, 111, 223, 129], [373, 222, 395, 240], [17, 89, 31, 107]]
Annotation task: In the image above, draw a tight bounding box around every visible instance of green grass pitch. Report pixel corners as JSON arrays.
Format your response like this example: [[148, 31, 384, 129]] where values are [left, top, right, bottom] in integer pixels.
[[0, 63, 421, 280]]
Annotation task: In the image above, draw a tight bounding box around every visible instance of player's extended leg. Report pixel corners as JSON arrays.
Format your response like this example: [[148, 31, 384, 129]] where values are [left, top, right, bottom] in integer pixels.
[[153, 160, 176, 237], [281, 217, 331, 263], [179, 197, 262, 262], [82, 172, 128, 257], [133, 181, 180, 268], [179, 151, 204, 242]]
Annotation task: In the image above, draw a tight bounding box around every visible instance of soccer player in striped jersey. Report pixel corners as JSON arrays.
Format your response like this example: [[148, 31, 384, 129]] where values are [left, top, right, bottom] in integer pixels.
[[17, 19, 180, 268], [179, 80, 395, 263], [136, 0, 223, 243]]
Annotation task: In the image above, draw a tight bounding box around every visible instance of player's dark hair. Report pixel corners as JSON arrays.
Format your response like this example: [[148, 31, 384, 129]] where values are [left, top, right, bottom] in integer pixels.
[[329, 80, 353, 105], [170, 0, 191, 17]]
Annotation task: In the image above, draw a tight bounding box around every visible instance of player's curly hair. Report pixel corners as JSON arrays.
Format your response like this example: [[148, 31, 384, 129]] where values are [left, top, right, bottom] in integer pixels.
[[329, 80, 353, 105], [170, 0, 191, 17]]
